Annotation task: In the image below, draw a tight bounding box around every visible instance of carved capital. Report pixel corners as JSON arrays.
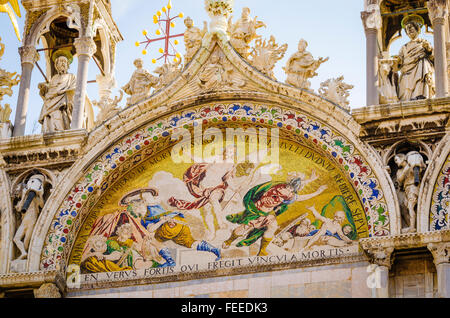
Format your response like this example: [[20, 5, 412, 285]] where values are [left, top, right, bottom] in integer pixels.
[[33, 283, 62, 298], [18, 46, 39, 65], [361, 4, 382, 31], [74, 37, 97, 57], [365, 246, 395, 268], [428, 242, 450, 266], [428, 0, 448, 24]]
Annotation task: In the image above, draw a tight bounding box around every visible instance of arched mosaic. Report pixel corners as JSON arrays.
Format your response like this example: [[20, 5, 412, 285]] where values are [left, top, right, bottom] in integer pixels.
[[40, 102, 390, 271]]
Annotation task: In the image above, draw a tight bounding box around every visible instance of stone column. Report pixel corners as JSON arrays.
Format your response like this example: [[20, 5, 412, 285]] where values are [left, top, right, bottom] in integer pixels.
[[428, 243, 450, 298], [365, 246, 394, 298], [13, 46, 39, 137], [71, 37, 96, 130], [361, 4, 382, 106], [428, 0, 449, 98]]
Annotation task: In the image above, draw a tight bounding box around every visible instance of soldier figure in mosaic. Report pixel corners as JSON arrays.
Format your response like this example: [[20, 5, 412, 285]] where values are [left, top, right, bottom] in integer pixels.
[[222, 171, 327, 256]]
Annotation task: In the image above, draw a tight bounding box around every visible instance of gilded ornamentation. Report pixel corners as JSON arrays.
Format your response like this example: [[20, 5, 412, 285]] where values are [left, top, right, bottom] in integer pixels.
[[0, 0, 21, 41]]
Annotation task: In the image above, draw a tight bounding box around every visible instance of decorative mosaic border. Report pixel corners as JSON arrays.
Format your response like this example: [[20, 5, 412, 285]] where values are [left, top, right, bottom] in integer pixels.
[[430, 154, 450, 231], [40, 103, 389, 270]]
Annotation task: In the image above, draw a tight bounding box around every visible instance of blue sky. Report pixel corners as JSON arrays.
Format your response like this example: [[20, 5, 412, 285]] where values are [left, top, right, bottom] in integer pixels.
[[0, 0, 416, 135]]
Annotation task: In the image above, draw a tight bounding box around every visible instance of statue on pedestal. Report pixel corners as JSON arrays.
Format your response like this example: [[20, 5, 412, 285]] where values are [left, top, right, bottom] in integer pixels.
[[284, 39, 328, 90], [396, 15, 435, 101], [38, 53, 76, 133], [378, 15, 435, 103], [184, 17, 207, 64], [122, 58, 158, 106]]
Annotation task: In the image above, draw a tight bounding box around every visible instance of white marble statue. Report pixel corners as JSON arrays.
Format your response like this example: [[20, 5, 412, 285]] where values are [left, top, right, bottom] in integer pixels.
[[184, 17, 208, 64], [283, 39, 328, 90], [228, 7, 266, 58], [394, 151, 426, 233], [122, 58, 158, 106], [396, 15, 435, 101], [319, 76, 354, 111], [13, 174, 46, 260], [38, 55, 76, 133]]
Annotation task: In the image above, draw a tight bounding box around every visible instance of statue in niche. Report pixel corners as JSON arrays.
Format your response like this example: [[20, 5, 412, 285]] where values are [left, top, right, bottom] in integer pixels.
[[13, 173, 47, 260], [394, 151, 426, 233], [283, 39, 328, 90], [396, 15, 435, 101], [38, 53, 76, 133], [184, 16, 207, 64], [379, 15, 435, 103], [122, 58, 158, 106], [228, 7, 266, 58]]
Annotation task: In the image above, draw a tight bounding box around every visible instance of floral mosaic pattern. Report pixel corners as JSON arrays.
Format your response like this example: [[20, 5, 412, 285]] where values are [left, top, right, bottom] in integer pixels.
[[430, 154, 450, 231], [40, 103, 389, 270]]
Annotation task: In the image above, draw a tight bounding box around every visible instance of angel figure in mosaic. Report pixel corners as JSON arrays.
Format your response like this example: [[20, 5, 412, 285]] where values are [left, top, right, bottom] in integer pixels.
[[302, 206, 354, 250]]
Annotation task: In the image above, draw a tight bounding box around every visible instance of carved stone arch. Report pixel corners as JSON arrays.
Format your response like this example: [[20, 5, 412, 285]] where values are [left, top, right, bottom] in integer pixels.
[[417, 133, 450, 232], [0, 169, 13, 273]]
